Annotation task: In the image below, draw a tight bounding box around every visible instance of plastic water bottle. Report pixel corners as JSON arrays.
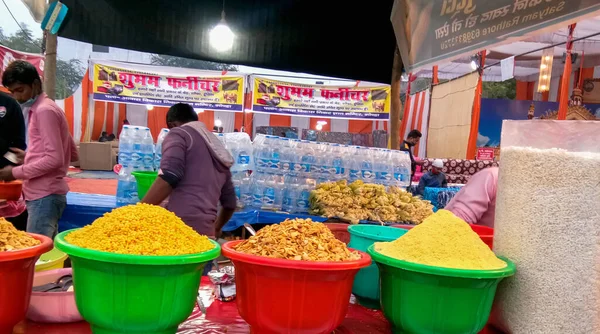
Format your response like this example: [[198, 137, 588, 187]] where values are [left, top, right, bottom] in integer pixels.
[[279, 137, 295, 174], [250, 172, 266, 208], [327, 144, 346, 180], [296, 177, 316, 213], [118, 125, 133, 166], [116, 165, 137, 206], [256, 138, 273, 172], [269, 136, 282, 172], [299, 140, 316, 177], [313, 142, 328, 179], [375, 149, 393, 185], [232, 171, 251, 208], [348, 146, 362, 182], [130, 126, 143, 170], [141, 128, 155, 171], [282, 175, 300, 212], [361, 148, 375, 182], [263, 174, 283, 210], [236, 140, 251, 171], [154, 128, 169, 170]]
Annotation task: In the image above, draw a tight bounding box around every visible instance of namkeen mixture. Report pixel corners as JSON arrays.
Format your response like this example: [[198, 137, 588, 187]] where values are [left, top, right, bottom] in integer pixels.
[[494, 147, 600, 333], [234, 218, 361, 261], [309, 180, 433, 224], [0, 218, 40, 251], [65, 203, 214, 256], [375, 210, 506, 270]]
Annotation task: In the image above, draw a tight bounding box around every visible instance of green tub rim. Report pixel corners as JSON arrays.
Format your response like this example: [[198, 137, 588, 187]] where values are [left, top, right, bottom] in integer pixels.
[[55, 229, 221, 266], [367, 244, 516, 279]]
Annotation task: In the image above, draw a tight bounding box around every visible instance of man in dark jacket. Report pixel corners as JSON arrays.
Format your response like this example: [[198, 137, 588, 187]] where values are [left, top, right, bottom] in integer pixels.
[[0, 91, 27, 230], [0, 91, 26, 167]]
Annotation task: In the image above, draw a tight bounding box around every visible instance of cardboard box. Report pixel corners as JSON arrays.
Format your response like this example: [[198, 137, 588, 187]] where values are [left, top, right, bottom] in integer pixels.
[[78, 142, 118, 171]]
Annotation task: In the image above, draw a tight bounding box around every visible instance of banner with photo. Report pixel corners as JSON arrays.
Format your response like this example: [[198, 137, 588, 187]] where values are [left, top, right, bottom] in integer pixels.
[[0, 44, 44, 80], [392, 0, 600, 71], [92, 61, 244, 112], [251, 77, 391, 120]]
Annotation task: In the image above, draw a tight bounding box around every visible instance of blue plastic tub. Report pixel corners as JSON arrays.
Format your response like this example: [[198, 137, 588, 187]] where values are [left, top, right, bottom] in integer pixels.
[[348, 225, 408, 309]]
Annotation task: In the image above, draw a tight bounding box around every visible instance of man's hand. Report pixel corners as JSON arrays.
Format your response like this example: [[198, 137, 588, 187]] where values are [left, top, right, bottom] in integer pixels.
[[0, 166, 15, 181], [215, 227, 223, 239], [9, 148, 26, 165]]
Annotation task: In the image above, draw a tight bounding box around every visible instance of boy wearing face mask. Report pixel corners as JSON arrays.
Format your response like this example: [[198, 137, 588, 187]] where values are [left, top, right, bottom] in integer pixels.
[[0, 60, 78, 238]]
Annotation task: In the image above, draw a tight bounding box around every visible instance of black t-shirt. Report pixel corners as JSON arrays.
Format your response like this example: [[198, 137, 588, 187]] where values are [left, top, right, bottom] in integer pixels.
[[0, 92, 26, 168], [400, 140, 416, 174]]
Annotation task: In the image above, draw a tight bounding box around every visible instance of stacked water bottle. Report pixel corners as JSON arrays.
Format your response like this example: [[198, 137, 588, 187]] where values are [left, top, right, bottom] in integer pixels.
[[246, 135, 412, 213], [220, 132, 254, 209], [116, 126, 170, 206]]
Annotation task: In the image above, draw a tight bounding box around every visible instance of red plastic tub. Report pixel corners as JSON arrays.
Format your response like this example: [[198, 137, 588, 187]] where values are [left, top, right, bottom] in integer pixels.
[[222, 240, 371, 334], [0, 233, 53, 333], [0, 180, 22, 201], [324, 223, 350, 244], [392, 224, 495, 249]]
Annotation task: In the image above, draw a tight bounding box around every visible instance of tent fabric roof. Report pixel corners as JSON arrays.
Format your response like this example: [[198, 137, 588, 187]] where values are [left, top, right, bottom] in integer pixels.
[[57, 0, 397, 83], [418, 16, 600, 82]]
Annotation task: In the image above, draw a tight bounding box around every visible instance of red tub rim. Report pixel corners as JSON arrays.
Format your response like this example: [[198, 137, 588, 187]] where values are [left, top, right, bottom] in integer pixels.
[[222, 240, 371, 271], [0, 233, 53, 262]]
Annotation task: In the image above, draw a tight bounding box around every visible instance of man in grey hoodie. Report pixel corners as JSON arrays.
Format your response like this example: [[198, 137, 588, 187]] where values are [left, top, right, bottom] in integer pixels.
[[142, 103, 236, 238]]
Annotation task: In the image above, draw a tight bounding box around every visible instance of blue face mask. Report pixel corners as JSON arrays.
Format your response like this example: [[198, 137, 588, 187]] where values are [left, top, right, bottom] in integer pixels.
[[20, 95, 38, 108]]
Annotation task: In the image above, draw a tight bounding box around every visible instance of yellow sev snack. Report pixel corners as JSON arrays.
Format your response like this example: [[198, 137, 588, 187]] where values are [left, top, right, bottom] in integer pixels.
[[65, 203, 214, 256], [0, 218, 41, 251], [234, 218, 361, 261], [374, 210, 506, 270]]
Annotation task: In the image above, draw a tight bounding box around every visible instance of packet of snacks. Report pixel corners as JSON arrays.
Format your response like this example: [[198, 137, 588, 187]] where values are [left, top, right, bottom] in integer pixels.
[[208, 265, 235, 302]]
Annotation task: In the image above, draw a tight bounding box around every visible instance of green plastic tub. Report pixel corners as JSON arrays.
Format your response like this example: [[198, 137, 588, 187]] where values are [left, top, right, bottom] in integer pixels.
[[55, 229, 221, 334], [367, 245, 516, 334], [347, 225, 408, 309], [132, 171, 158, 200]]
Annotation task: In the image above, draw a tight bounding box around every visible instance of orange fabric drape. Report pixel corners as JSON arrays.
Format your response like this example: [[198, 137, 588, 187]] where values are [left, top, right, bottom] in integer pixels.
[[91, 101, 107, 141], [413, 92, 427, 155], [580, 67, 594, 86], [198, 110, 215, 130], [269, 115, 292, 127], [64, 96, 74, 136], [348, 120, 372, 134], [516, 81, 529, 100], [541, 91, 549, 101], [432, 66, 439, 85], [526, 82, 534, 100], [557, 55, 572, 120], [398, 94, 412, 141], [310, 118, 331, 132], [234, 112, 253, 136], [80, 70, 90, 142], [147, 107, 169, 140], [466, 52, 486, 160], [556, 75, 563, 105], [117, 104, 127, 137], [105, 102, 115, 135]]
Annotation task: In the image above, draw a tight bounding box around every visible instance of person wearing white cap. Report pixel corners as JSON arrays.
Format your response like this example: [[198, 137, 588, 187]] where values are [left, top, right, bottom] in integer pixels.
[[416, 159, 447, 196]]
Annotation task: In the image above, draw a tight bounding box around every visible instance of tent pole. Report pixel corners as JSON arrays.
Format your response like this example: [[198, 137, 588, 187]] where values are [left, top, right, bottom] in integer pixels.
[[466, 51, 486, 160], [558, 23, 576, 120], [43, 0, 58, 100], [390, 46, 403, 150]]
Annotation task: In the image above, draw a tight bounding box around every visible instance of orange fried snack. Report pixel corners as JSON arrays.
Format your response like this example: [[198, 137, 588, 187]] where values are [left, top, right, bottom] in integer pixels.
[[234, 218, 360, 262], [0, 218, 40, 251]]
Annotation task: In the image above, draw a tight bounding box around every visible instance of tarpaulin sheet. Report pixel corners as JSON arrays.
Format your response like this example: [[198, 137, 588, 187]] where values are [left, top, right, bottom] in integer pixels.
[[15, 277, 392, 334], [59, 192, 326, 232]]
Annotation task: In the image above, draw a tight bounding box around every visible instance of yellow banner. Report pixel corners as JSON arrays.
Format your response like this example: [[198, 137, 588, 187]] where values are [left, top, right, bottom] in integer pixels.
[[251, 77, 390, 120], [92, 63, 244, 111]]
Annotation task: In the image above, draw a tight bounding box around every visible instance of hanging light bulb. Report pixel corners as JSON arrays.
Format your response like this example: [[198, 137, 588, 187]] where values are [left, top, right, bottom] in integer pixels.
[[210, 2, 235, 52], [194, 108, 205, 113], [146, 105, 154, 111], [215, 119, 223, 127], [315, 124, 323, 131], [470, 54, 479, 71], [537, 48, 554, 93]]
